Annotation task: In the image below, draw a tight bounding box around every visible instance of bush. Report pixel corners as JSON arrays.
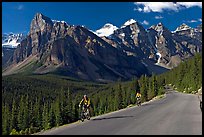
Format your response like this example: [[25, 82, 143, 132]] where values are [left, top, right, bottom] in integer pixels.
[[158, 87, 164, 95], [25, 128, 29, 135], [9, 129, 19, 135], [19, 130, 25, 135], [29, 126, 40, 134]]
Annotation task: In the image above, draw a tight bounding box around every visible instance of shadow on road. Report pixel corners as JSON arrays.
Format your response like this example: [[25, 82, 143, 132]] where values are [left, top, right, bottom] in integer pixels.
[[91, 115, 134, 121]]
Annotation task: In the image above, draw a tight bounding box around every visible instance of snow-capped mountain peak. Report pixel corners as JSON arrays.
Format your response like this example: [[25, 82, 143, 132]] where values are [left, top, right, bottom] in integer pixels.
[[103, 23, 116, 29], [94, 23, 118, 37], [174, 23, 191, 32], [121, 19, 137, 28], [52, 19, 67, 24], [154, 22, 164, 35], [2, 33, 26, 48]]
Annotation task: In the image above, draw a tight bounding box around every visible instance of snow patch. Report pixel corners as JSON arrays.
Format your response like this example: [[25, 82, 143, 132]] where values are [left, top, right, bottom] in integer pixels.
[[94, 23, 118, 37], [174, 23, 191, 32], [120, 33, 125, 37], [52, 19, 67, 24], [121, 19, 136, 28], [155, 52, 161, 65], [2, 33, 25, 48], [154, 23, 164, 35]]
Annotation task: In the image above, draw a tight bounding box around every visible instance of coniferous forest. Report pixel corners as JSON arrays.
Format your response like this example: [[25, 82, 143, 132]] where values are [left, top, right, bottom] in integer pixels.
[[2, 53, 202, 135]]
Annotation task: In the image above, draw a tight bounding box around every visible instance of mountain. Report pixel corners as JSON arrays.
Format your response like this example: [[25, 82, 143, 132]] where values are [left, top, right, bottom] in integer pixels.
[[174, 23, 202, 41], [147, 22, 182, 68], [2, 47, 16, 68], [3, 13, 149, 82], [102, 21, 202, 69], [2, 33, 25, 48], [103, 19, 156, 65], [121, 19, 137, 28], [174, 23, 191, 32], [2, 33, 26, 67], [2, 13, 202, 81]]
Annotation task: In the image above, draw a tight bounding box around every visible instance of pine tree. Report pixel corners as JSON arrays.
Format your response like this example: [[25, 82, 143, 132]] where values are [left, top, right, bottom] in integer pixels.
[[126, 87, 131, 106], [10, 99, 18, 131], [54, 97, 62, 127], [152, 74, 158, 97], [177, 62, 186, 91], [191, 54, 199, 91], [42, 103, 50, 130], [140, 75, 148, 102], [117, 83, 123, 109], [105, 95, 108, 113], [22, 94, 29, 130], [99, 97, 105, 114], [197, 54, 202, 89], [29, 99, 34, 130], [17, 96, 24, 131], [135, 79, 140, 92], [91, 95, 98, 116], [148, 79, 154, 100], [42, 103, 46, 129], [60, 88, 67, 124], [129, 78, 136, 104], [67, 87, 73, 123], [2, 103, 11, 135], [73, 94, 80, 119], [109, 88, 115, 111], [122, 88, 127, 108], [35, 97, 43, 129], [49, 103, 56, 128]]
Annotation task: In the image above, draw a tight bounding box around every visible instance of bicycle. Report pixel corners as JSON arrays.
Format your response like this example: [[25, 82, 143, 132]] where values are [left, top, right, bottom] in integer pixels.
[[80, 105, 91, 122]]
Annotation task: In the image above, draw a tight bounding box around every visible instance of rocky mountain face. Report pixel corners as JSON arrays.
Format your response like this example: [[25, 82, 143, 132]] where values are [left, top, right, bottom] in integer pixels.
[[3, 13, 148, 82], [101, 22, 202, 69], [103, 20, 154, 59], [2, 47, 16, 68], [3, 13, 202, 82]]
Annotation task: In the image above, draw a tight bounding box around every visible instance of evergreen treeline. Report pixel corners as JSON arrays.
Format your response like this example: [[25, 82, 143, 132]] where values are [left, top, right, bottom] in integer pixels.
[[159, 53, 202, 93], [2, 53, 201, 135]]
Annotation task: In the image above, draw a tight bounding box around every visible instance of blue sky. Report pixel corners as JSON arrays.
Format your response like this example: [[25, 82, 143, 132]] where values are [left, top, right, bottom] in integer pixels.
[[2, 2, 202, 34]]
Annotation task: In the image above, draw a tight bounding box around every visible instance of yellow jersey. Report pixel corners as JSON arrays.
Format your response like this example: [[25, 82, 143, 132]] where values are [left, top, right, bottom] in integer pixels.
[[136, 93, 141, 98], [79, 98, 90, 106]]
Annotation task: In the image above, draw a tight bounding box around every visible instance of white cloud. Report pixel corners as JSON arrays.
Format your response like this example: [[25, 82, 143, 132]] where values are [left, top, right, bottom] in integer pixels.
[[141, 20, 149, 25], [185, 18, 202, 23], [134, 7, 143, 12], [134, 2, 178, 13], [134, 2, 202, 13], [155, 15, 163, 19], [17, 5, 24, 10], [188, 20, 197, 23], [177, 2, 202, 8]]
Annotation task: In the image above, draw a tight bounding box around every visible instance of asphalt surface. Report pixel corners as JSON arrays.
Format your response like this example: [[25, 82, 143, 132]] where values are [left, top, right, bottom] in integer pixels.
[[39, 90, 202, 135]]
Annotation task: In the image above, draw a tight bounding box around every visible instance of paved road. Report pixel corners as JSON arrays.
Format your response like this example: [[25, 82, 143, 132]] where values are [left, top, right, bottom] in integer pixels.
[[39, 90, 202, 135]]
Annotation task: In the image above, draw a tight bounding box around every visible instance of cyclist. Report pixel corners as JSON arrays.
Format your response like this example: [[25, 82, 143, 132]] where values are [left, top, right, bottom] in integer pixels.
[[136, 91, 141, 106], [79, 95, 91, 114]]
